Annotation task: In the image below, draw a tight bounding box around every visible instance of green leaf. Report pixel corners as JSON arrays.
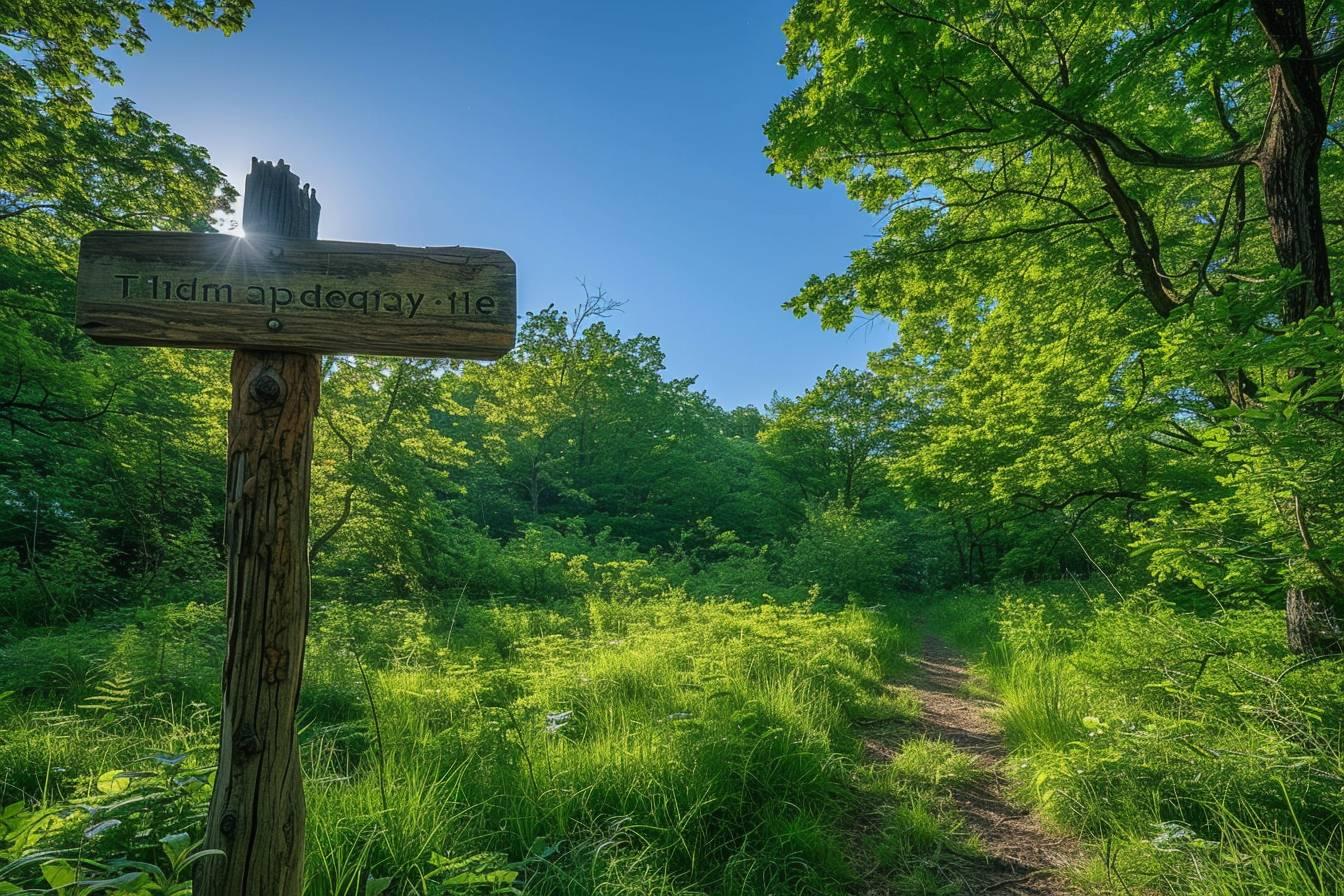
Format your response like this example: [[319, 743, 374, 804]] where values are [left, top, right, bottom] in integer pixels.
[[441, 870, 519, 886], [75, 871, 149, 893], [42, 861, 79, 893], [96, 770, 133, 795], [159, 832, 191, 866]]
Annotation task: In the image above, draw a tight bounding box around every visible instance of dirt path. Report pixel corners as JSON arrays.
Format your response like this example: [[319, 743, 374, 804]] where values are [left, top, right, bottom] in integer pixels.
[[862, 634, 1083, 895]]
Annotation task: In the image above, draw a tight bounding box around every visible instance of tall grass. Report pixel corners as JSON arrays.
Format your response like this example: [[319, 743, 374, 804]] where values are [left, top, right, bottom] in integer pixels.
[[926, 585, 1344, 895], [0, 575, 939, 895]]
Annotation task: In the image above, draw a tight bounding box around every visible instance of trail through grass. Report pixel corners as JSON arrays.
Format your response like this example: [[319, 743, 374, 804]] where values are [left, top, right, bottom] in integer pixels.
[[851, 631, 1080, 895], [923, 586, 1344, 896]]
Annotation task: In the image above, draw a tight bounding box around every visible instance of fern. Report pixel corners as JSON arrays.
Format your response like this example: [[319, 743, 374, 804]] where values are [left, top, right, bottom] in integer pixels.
[[77, 671, 134, 717]]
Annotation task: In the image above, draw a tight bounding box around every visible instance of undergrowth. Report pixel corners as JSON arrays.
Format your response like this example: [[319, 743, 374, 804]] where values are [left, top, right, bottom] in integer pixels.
[[926, 584, 1344, 896], [0, 559, 953, 895]]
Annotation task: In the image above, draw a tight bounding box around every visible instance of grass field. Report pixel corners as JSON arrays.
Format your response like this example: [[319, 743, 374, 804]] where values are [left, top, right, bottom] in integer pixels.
[[5, 574, 1340, 894], [0, 565, 1011, 896]]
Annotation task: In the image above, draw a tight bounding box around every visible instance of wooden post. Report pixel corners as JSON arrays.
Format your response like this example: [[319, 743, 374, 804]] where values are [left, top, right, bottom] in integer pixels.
[[196, 159, 321, 896]]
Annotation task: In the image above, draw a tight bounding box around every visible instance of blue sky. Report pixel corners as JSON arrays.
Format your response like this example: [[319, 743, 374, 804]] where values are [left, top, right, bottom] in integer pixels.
[[108, 0, 893, 409]]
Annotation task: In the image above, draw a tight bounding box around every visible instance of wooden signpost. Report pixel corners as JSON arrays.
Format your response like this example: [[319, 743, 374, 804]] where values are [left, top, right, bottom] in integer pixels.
[[74, 158, 516, 896]]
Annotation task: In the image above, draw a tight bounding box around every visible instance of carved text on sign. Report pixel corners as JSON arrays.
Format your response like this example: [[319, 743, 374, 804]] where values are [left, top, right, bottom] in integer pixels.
[[76, 231, 517, 359], [109, 274, 497, 319]]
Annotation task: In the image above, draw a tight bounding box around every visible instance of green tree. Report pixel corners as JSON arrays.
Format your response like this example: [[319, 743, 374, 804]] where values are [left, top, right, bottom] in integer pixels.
[[1, 0, 247, 260], [0, 0, 250, 620], [766, 0, 1344, 652], [1, 246, 231, 623], [308, 357, 475, 599], [760, 367, 906, 510], [448, 289, 777, 548]]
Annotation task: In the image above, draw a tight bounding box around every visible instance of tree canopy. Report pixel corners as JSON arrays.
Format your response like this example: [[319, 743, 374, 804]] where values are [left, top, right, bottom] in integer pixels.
[[5, 0, 1344, 656], [766, 0, 1344, 652]]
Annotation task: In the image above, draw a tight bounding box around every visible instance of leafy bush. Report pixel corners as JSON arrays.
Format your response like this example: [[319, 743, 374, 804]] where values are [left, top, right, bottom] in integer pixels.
[[0, 528, 119, 627], [783, 501, 914, 602], [488, 525, 646, 602]]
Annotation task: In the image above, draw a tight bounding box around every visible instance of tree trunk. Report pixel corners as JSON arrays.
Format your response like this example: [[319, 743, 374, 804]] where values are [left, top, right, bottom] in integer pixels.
[[1286, 584, 1344, 654], [963, 517, 976, 583], [1253, 0, 1332, 323], [529, 460, 541, 515], [951, 523, 966, 582], [1252, 0, 1344, 654]]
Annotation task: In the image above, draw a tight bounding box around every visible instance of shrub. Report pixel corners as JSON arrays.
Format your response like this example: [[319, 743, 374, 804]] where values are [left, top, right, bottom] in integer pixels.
[[784, 501, 913, 602]]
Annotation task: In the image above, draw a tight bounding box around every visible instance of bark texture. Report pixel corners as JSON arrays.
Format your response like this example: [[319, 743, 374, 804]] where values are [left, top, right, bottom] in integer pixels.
[[197, 158, 322, 895], [196, 351, 319, 896], [1286, 585, 1344, 655], [1252, 1, 1343, 655], [1253, 0, 1332, 322]]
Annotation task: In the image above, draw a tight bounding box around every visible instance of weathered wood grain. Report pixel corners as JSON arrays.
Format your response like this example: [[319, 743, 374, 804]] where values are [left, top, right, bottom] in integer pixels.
[[196, 350, 318, 896], [75, 229, 516, 359], [197, 158, 319, 896], [241, 156, 320, 240]]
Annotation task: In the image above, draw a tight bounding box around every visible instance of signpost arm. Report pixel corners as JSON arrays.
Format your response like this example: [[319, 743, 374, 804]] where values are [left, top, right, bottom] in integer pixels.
[[197, 158, 321, 896]]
